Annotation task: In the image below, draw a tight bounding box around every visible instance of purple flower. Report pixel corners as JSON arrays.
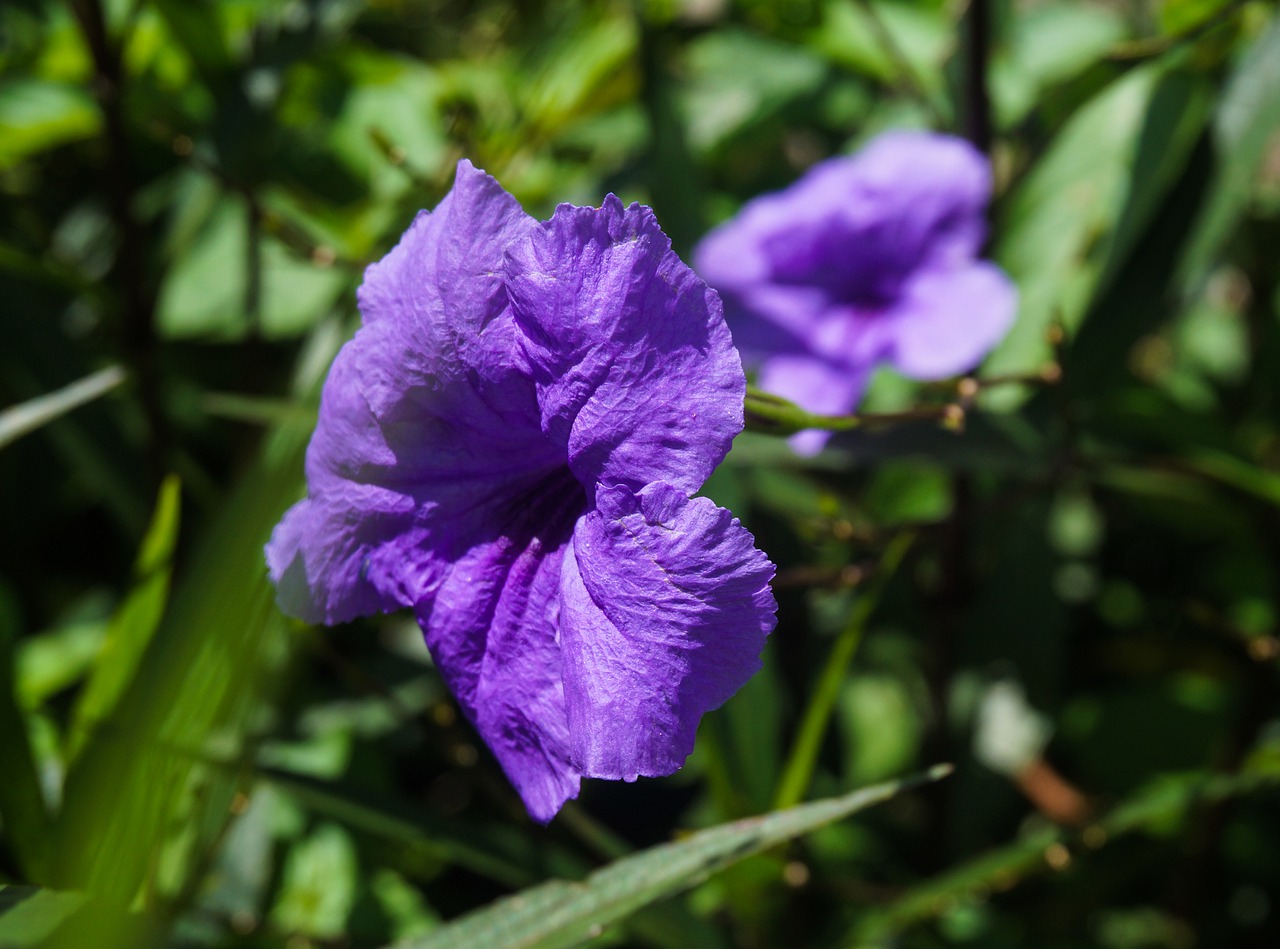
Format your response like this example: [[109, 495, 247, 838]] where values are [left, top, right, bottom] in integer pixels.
[[266, 161, 777, 822], [695, 131, 1017, 453]]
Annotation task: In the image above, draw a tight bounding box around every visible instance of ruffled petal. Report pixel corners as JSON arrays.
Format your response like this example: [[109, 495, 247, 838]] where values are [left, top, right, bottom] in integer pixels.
[[559, 482, 776, 781], [269, 161, 566, 624], [266, 487, 442, 625], [503, 198, 744, 499], [886, 262, 1018, 379], [415, 469, 586, 823]]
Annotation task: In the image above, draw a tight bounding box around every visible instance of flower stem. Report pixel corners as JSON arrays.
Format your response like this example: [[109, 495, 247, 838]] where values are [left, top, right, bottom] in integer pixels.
[[772, 532, 916, 810], [744, 387, 964, 437]]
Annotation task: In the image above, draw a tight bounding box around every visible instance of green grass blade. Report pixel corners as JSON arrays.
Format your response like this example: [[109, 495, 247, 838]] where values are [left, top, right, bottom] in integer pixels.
[[49, 432, 307, 909], [395, 766, 951, 949], [0, 629, 52, 882], [66, 475, 182, 760], [0, 366, 125, 452], [773, 533, 915, 810]]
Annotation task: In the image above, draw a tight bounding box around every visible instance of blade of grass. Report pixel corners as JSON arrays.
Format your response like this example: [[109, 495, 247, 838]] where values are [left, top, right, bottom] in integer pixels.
[[0, 628, 53, 882], [66, 475, 182, 761], [49, 426, 308, 909], [773, 533, 916, 809], [0, 366, 126, 451]]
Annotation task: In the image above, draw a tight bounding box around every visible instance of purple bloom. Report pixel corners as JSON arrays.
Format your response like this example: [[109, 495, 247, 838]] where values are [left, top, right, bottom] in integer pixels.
[[266, 161, 777, 822], [695, 130, 1017, 453]]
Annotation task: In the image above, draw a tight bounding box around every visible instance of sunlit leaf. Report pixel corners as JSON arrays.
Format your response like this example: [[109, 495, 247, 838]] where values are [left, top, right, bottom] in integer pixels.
[[398, 767, 950, 949], [0, 887, 84, 946], [985, 63, 1211, 398], [0, 80, 100, 170]]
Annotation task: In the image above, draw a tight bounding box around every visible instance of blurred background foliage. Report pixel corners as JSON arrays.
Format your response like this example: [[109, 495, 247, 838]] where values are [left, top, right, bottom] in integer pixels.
[[4, 0, 1280, 946]]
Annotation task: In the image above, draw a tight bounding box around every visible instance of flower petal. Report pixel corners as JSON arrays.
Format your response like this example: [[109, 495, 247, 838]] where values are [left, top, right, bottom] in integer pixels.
[[886, 262, 1018, 379], [559, 482, 776, 781], [266, 487, 441, 625], [697, 131, 991, 315], [416, 470, 586, 823], [268, 161, 566, 624], [503, 197, 744, 498]]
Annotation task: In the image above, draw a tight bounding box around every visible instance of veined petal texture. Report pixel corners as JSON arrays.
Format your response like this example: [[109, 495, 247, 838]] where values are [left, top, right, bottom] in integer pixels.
[[267, 160, 777, 822], [560, 482, 776, 781], [504, 197, 744, 499]]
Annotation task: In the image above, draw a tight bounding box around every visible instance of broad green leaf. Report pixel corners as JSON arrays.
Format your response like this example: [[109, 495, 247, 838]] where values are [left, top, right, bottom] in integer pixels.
[[985, 62, 1211, 395], [0, 366, 126, 452], [1158, 0, 1237, 35], [1097, 69, 1215, 292], [148, 0, 234, 83], [67, 476, 182, 759], [269, 823, 358, 939], [810, 0, 952, 105], [398, 766, 950, 949], [991, 4, 1127, 128], [521, 16, 637, 142], [0, 80, 101, 170], [682, 29, 827, 154], [325, 51, 447, 201], [15, 621, 106, 709], [839, 675, 922, 784], [155, 196, 346, 340], [1177, 18, 1280, 294], [0, 887, 85, 947]]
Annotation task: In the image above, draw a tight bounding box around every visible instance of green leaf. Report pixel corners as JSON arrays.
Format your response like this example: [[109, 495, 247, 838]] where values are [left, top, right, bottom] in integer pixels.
[[155, 194, 346, 340], [0, 80, 101, 170], [67, 475, 182, 759], [148, 0, 234, 83], [810, 0, 952, 102], [259, 765, 552, 890], [49, 428, 308, 906], [15, 621, 106, 710], [0, 887, 85, 947], [0, 366, 126, 452], [1177, 18, 1280, 294], [521, 15, 637, 142], [992, 3, 1127, 128], [985, 62, 1212, 396], [682, 29, 827, 154], [773, 533, 916, 810], [397, 766, 950, 949], [269, 823, 358, 939], [0, 629, 53, 881]]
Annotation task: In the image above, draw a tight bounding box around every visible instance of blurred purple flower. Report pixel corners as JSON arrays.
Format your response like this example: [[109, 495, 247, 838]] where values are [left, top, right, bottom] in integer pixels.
[[266, 161, 777, 822], [695, 130, 1017, 453]]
